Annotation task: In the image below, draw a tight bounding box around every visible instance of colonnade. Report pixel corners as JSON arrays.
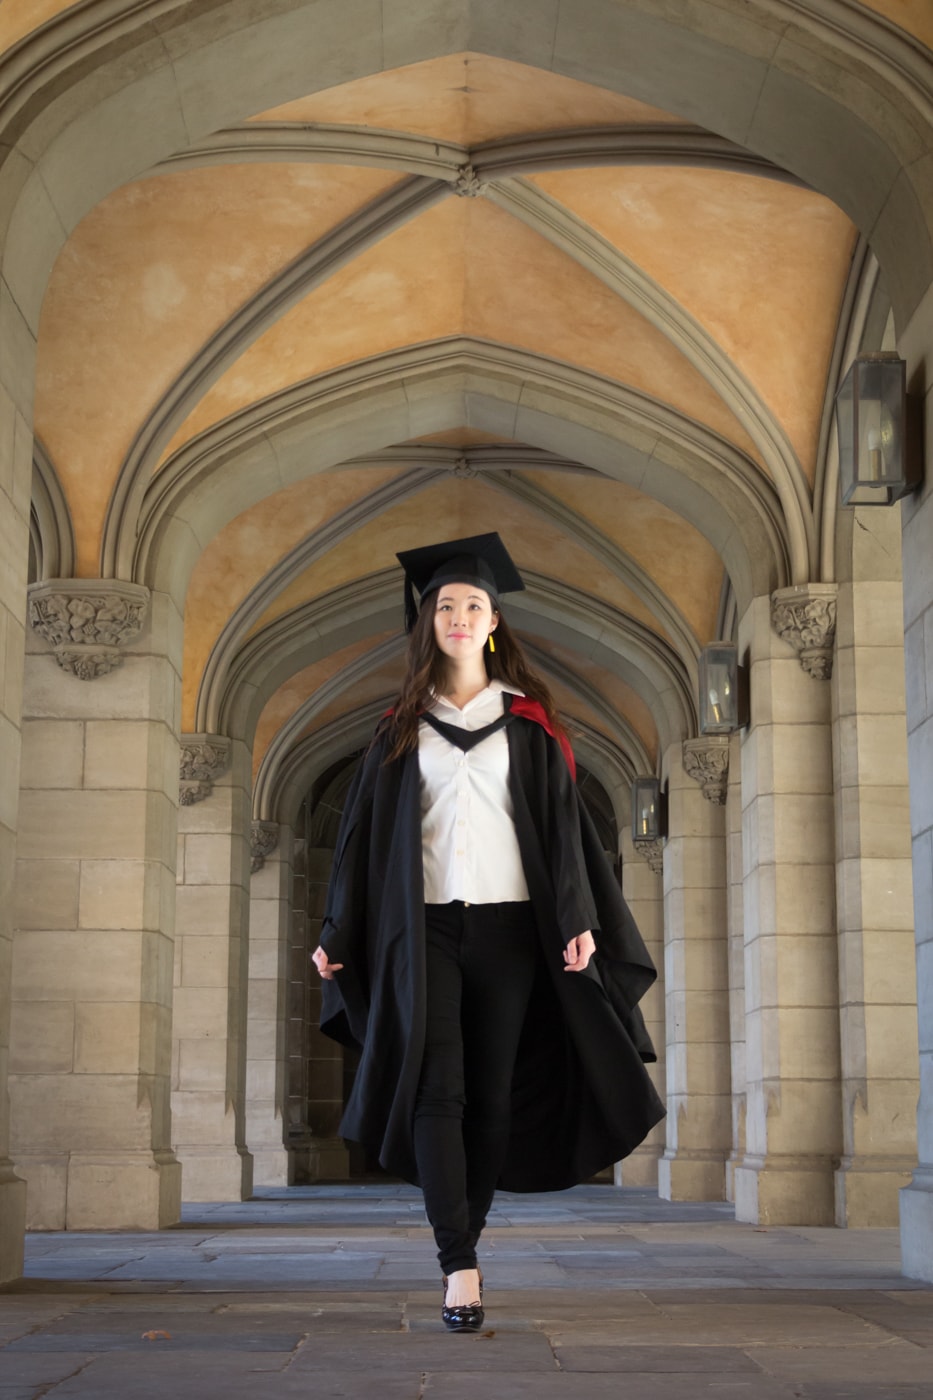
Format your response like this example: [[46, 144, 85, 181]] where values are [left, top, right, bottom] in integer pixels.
[[2, 559, 919, 1242]]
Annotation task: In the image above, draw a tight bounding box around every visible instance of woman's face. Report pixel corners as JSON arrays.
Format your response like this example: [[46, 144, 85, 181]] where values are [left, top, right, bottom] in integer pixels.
[[432, 582, 498, 662]]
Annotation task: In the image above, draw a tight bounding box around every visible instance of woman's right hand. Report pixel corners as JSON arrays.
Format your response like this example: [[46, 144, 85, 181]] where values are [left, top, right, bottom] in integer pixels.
[[312, 945, 344, 981]]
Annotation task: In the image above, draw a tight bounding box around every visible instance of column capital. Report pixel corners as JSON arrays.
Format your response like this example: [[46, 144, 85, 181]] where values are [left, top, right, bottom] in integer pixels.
[[27, 579, 150, 679], [683, 735, 730, 805], [633, 838, 663, 875], [179, 734, 231, 805], [250, 821, 279, 873], [770, 583, 837, 680]]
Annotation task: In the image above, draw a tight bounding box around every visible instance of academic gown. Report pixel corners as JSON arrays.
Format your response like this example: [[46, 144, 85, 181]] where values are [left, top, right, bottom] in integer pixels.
[[318, 703, 666, 1192]]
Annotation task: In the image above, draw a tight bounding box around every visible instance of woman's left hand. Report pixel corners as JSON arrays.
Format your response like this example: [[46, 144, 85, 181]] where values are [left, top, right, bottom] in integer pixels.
[[563, 930, 596, 972]]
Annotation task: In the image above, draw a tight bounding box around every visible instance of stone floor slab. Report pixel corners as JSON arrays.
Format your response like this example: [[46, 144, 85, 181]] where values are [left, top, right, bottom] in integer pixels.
[[1, 1185, 932, 1399], [421, 1373, 800, 1398], [554, 1344, 763, 1372], [752, 1342, 933, 1383], [286, 1329, 557, 1372], [43, 1361, 423, 1400]]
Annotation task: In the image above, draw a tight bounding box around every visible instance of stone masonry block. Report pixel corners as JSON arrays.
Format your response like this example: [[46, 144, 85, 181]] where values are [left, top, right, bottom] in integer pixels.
[[19, 719, 84, 789], [83, 720, 155, 790], [182, 833, 236, 886], [73, 1002, 148, 1075], [171, 986, 230, 1039], [13, 930, 149, 1002], [176, 1036, 230, 1092], [175, 882, 234, 934], [78, 859, 147, 931], [9, 1001, 74, 1074], [181, 935, 231, 989], [17, 790, 153, 861], [9, 1073, 163, 1153], [13, 859, 79, 929], [774, 933, 839, 1008]]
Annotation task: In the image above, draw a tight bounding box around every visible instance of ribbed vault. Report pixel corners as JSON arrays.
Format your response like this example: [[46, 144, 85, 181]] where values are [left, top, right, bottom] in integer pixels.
[[14, 0, 929, 821]]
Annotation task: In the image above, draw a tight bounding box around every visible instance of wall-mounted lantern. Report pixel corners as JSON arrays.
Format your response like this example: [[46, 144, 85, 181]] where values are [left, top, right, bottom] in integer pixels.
[[698, 642, 749, 736], [631, 776, 667, 844], [835, 353, 921, 506]]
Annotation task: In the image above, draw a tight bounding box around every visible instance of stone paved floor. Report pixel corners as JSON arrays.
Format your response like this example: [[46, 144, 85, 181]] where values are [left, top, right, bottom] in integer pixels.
[[1, 1184, 932, 1398]]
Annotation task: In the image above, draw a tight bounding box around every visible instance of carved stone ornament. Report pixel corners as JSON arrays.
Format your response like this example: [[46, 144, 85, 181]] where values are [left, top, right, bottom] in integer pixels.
[[251, 821, 279, 874], [179, 734, 232, 805], [450, 454, 477, 479], [770, 583, 838, 680], [454, 163, 487, 197], [28, 579, 150, 679], [683, 735, 730, 805], [633, 838, 663, 875]]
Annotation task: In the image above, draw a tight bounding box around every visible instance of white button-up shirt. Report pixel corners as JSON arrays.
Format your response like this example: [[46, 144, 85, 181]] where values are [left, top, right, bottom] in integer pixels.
[[419, 680, 530, 905]]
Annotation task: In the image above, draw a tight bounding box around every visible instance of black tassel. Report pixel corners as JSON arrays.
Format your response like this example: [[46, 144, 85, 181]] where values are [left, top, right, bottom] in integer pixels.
[[404, 576, 419, 634]]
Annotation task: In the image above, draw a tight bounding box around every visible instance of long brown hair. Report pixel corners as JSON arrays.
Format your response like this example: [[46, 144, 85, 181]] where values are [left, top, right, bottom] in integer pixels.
[[385, 593, 564, 761]]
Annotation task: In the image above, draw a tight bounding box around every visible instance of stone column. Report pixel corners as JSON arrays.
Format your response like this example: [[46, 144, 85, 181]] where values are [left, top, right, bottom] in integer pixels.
[[734, 592, 841, 1225], [246, 825, 294, 1187], [900, 289, 933, 1280], [0, 379, 30, 1280], [725, 735, 747, 1203], [305, 843, 349, 1180], [657, 742, 731, 1202], [11, 583, 182, 1229], [833, 512, 917, 1225], [172, 738, 253, 1201], [618, 829, 665, 1187]]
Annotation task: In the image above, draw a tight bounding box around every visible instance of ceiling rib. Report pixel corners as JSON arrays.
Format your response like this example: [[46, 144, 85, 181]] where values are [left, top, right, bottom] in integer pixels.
[[102, 173, 446, 578]]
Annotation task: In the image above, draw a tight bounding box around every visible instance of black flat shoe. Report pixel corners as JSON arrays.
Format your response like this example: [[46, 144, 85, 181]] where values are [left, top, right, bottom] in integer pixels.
[[441, 1273, 485, 1333]]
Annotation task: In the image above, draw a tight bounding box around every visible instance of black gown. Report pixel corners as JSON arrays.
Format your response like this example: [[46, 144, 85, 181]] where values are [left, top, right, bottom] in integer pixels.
[[318, 702, 666, 1191]]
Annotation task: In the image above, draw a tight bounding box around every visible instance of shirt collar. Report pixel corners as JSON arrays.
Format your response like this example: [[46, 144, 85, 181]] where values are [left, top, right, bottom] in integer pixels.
[[431, 679, 525, 714]]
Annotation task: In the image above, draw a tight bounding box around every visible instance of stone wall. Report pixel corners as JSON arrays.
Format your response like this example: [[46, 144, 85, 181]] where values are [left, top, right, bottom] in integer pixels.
[[899, 285, 933, 1281]]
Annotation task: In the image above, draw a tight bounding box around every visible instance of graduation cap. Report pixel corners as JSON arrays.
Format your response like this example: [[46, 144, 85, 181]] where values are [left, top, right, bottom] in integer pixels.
[[396, 532, 525, 633]]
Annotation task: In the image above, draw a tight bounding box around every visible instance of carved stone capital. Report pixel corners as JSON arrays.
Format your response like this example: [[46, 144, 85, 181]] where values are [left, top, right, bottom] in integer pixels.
[[179, 734, 231, 805], [683, 735, 730, 805], [28, 579, 150, 679], [633, 838, 663, 875], [251, 821, 279, 873], [770, 583, 837, 680], [454, 163, 487, 197]]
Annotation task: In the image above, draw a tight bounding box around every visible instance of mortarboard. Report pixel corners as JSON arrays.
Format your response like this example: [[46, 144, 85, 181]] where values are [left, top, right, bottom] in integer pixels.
[[396, 532, 525, 633]]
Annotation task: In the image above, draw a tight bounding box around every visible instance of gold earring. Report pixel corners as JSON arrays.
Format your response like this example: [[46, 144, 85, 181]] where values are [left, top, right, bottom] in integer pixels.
[[488, 633, 496, 653]]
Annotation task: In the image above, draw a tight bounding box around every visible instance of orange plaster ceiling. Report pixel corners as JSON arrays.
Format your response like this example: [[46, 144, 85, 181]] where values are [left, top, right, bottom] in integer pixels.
[[531, 637, 660, 762], [35, 163, 403, 574], [855, 0, 933, 47], [252, 634, 398, 780], [160, 197, 760, 465], [182, 464, 406, 728], [245, 476, 674, 647], [518, 470, 723, 645], [529, 168, 857, 483], [290, 653, 407, 755], [0, 0, 76, 53], [251, 53, 685, 144]]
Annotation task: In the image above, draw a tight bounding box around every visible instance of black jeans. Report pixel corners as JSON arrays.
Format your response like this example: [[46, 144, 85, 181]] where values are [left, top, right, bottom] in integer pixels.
[[414, 899, 540, 1275]]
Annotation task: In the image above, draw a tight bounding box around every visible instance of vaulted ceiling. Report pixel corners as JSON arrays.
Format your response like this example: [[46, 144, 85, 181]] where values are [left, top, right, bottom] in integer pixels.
[[22, 11, 921, 823]]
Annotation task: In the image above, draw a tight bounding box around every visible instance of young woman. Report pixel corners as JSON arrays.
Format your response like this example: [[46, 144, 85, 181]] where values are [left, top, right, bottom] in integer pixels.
[[313, 533, 664, 1331]]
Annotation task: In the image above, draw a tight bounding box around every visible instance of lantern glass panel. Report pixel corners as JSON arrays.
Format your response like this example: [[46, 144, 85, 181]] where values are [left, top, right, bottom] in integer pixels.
[[699, 643, 746, 734], [632, 777, 662, 843], [837, 354, 914, 506]]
